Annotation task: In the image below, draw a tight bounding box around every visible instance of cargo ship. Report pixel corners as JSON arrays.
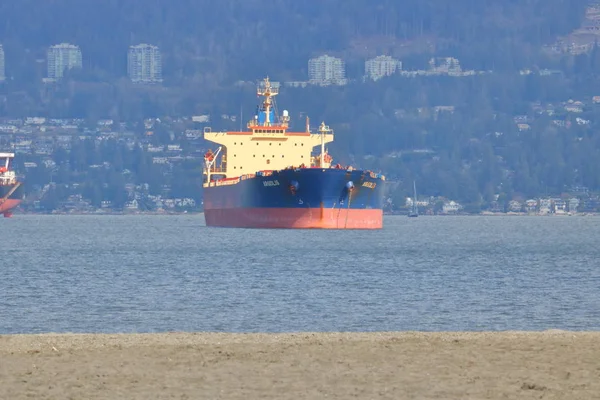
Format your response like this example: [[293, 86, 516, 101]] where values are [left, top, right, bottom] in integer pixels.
[[202, 77, 385, 229], [0, 153, 24, 218]]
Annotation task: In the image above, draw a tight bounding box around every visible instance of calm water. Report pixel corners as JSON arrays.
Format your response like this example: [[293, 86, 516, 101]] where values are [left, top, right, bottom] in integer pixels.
[[1, 214, 599, 334]]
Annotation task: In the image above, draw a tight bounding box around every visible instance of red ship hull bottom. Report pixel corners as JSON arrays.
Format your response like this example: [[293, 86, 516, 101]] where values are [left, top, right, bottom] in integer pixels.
[[204, 207, 383, 229], [0, 199, 21, 217]]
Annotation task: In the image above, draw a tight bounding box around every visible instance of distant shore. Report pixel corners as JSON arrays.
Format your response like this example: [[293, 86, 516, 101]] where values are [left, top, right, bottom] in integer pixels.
[[1, 331, 598, 399], [14, 210, 204, 216], [12, 210, 600, 217]]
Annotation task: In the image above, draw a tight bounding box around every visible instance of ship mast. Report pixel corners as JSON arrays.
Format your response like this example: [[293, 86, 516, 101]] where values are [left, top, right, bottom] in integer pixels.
[[256, 77, 278, 126]]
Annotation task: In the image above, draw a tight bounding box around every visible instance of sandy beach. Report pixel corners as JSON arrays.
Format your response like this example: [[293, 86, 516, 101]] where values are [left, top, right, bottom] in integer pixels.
[[1, 331, 598, 399]]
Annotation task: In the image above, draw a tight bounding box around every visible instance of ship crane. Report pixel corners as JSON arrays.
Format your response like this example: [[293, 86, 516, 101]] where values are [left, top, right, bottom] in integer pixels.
[[316, 121, 333, 168], [204, 146, 223, 182], [319, 121, 329, 168]]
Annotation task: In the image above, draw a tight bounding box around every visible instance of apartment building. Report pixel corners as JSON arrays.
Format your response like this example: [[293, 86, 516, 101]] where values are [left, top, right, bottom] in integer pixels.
[[365, 55, 402, 81], [128, 44, 162, 83], [47, 43, 82, 80], [308, 54, 347, 86]]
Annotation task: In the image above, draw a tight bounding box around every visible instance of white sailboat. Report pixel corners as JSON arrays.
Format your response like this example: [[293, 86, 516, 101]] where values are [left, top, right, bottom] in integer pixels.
[[408, 180, 418, 217]]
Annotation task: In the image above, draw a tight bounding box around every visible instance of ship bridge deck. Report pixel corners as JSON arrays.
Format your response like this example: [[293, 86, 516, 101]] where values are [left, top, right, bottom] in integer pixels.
[[203, 126, 333, 178]]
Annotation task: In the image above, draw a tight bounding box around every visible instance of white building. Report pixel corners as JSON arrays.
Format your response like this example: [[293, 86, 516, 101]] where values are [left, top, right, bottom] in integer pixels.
[[308, 54, 347, 86], [47, 43, 82, 80], [442, 200, 462, 214], [128, 44, 162, 84], [0, 44, 5, 81], [428, 57, 461, 74], [365, 55, 402, 81]]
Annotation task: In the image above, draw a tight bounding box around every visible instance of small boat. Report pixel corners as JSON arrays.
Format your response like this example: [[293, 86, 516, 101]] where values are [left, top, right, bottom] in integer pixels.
[[0, 152, 24, 218], [408, 180, 418, 218]]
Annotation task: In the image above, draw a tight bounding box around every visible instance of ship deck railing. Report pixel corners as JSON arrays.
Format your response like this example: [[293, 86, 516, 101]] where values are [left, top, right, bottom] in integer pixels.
[[204, 167, 386, 181]]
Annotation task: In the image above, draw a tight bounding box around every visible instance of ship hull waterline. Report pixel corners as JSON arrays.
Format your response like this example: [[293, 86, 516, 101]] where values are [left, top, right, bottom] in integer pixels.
[[203, 168, 385, 230], [204, 207, 382, 229], [0, 199, 21, 215], [0, 184, 23, 217]]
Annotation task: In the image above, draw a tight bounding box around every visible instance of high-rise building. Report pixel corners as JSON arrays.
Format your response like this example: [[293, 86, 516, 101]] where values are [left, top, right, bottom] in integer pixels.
[[47, 43, 82, 80], [127, 44, 162, 84], [365, 55, 402, 81], [0, 44, 5, 81], [308, 55, 347, 86]]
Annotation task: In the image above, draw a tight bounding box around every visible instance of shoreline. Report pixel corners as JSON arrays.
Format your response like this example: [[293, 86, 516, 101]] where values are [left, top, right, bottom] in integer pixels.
[[12, 210, 204, 216], [2, 330, 600, 350], [9, 209, 600, 217], [1, 331, 598, 399]]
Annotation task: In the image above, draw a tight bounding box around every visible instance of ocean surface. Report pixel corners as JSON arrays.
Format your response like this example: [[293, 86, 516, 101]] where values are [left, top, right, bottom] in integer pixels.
[[1, 214, 599, 334]]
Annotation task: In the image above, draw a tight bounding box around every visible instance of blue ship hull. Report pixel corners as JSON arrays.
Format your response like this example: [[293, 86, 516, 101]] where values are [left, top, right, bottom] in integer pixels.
[[204, 168, 385, 229]]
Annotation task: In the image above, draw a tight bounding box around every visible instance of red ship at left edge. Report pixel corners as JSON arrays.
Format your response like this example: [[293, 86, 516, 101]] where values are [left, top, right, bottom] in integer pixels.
[[0, 152, 24, 218]]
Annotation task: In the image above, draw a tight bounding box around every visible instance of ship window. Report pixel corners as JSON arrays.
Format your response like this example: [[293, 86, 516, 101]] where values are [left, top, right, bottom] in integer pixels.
[[262, 155, 265, 157], [301, 143, 304, 146], [256, 143, 259, 145], [234, 142, 237, 145], [234, 154, 236, 157], [294, 143, 297, 146], [281, 155, 284, 158], [272, 155, 274, 158], [253, 155, 256, 157], [278, 143, 281, 146], [269, 143, 272, 146]]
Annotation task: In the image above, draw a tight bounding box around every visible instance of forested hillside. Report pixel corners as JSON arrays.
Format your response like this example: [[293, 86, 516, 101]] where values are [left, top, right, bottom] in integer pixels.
[[1, 0, 599, 212], [0, 0, 588, 82], [0, 0, 590, 118]]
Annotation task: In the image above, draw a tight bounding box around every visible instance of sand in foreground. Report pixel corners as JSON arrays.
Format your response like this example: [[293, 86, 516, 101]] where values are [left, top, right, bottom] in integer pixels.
[[1, 331, 599, 399]]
